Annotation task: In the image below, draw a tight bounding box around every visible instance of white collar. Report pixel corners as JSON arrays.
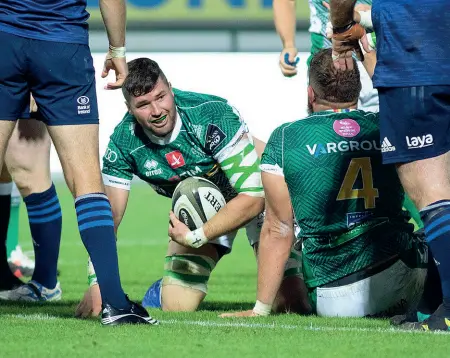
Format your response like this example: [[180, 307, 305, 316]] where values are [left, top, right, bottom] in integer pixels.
[[143, 111, 182, 145]]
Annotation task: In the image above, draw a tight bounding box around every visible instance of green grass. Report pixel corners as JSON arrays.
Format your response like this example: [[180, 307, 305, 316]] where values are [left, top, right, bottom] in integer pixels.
[[1, 182, 450, 358]]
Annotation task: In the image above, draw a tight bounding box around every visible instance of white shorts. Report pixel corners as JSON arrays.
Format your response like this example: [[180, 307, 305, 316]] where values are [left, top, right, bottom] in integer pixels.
[[316, 260, 427, 317], [211, 212, 264, 253], [357, 60, 379, 113]]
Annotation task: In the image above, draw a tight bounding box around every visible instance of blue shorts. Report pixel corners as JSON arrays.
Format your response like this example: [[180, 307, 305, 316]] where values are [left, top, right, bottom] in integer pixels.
[[0, 30, 98, 125], [379, 86, 450, 164]]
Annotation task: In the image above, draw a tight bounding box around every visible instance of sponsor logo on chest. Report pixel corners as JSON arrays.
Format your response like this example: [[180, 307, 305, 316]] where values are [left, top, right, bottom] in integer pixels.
[[165, 150, 185, 169], [144, 159, 163, 176]]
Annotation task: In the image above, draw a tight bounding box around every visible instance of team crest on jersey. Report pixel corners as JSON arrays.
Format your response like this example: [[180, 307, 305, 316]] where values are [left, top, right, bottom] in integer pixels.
[[165, 151, 185, 169], [205, 124, 226, 152]]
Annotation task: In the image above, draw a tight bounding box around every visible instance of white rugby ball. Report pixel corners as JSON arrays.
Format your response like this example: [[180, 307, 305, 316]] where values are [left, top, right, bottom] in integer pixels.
[[172, 177, 226, 230]]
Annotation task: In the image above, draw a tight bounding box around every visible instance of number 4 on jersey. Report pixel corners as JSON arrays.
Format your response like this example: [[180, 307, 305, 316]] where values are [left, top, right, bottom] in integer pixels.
[[337, 157, 379, 209]]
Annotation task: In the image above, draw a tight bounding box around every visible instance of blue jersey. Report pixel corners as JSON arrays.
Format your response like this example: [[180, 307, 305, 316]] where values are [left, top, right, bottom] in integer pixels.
[[372, 0, 450, 87], [0, 0, 89, 44]]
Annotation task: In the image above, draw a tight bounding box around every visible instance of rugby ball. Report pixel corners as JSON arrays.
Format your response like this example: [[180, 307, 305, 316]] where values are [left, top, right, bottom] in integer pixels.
[[172, 177, 226, 230]]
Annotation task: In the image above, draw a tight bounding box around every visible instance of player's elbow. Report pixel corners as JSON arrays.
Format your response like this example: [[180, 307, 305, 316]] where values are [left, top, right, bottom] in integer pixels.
[[262, 218, 293, 244]]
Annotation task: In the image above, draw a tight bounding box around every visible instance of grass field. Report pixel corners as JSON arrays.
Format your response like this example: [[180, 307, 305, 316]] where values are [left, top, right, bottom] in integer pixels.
[[2, 182, 450, 358]]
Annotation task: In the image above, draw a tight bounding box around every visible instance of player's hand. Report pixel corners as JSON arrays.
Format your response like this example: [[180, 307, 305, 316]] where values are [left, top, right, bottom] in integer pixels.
[[322, 2, 371, 23], [332, 24, 370, 70], [102, 49, 128, 90], [75, 284, 102, 319], [219, 310, 260, 318], [279, 47, 299, 77], [168, 211, 191, 247]]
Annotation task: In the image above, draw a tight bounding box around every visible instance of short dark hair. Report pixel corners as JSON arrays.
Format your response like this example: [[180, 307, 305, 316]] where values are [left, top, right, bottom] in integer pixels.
[[308, 49, 361, 104], [122, 58, 168, 102]]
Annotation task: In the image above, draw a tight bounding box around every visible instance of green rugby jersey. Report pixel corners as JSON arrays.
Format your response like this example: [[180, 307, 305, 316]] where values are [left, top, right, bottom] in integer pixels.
[[308, 0, 372, 54], [261, 109, 418, 288], [102, 89, 263, 201]]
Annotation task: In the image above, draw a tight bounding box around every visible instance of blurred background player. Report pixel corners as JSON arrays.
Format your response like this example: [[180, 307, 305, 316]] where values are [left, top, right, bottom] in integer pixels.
[[6, 183, 35, 280], [0, 0, 156, 325], [222, 49, 441, 319], [273, 0, 378, 113], [329, 0, 450, 332], [75, 58, 311, 317], [0, 110, 62, 298]]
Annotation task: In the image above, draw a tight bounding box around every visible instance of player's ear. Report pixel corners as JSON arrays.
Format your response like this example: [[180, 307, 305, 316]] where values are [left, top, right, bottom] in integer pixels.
[[307, 86, 315, 104], [168, 82, 174, 95]]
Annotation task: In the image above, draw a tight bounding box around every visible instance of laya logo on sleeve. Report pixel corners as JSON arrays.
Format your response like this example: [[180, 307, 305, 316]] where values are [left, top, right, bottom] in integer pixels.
[[165, 150, 185, 169], [205, 123, 227, 151]]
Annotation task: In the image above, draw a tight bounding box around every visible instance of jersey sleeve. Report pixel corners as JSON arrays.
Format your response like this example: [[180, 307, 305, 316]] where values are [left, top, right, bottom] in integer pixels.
[[260, 127, 284, 177], [206, 102, 264, 197], [101, 138, 134, 191]]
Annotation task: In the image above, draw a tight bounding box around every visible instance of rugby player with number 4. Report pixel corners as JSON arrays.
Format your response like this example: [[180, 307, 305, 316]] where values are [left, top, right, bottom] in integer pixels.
[[75, 58, 311, 317], [221, 49, 442, 320]]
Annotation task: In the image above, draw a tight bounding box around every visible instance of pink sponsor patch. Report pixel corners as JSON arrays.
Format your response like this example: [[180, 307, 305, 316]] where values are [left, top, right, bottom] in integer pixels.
[[333, 119, 360, 138]]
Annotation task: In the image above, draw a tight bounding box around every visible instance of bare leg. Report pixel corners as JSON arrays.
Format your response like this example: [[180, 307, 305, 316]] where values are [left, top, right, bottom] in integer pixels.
[[162, 240, 219, 312]]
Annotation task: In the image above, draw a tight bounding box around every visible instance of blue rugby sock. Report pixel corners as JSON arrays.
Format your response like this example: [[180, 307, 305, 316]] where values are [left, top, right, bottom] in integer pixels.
[[25, 183, 62, 289], [75, 193, 129, 309], [421, 200, 450, 314]]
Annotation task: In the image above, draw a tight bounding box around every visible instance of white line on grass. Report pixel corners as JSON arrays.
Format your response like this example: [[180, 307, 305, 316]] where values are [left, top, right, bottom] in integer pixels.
[[4, 314, 449, 335], [160, 319, 449, 336]]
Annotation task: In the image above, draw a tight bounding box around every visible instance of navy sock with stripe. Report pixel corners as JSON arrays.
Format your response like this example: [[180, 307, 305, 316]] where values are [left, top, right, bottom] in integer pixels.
[[421, 200, 450, 314], [75, 193, 129, 309], [24, 183, 62, 289]]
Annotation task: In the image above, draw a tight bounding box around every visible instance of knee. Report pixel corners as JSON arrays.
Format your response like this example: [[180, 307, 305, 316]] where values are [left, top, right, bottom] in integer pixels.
[[274, 276, 312, 315], [161, 284, 206, 312], [273, 247, 312, 314], [161, 253, 215, 312]]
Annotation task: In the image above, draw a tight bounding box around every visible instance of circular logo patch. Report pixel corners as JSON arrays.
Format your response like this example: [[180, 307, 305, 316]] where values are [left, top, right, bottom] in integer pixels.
[[333, 119, 360, 138]]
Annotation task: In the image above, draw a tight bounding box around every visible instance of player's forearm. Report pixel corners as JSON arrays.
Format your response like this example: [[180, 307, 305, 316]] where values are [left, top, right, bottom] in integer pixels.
[[255, 223, 293, 310], [202, 195, 265, 241], [273, 0, 296, 48], [99, 0, 126, 47], [362, 50, 377, 78], [330, 0, 356, 27], [104, 185, 129, 234]]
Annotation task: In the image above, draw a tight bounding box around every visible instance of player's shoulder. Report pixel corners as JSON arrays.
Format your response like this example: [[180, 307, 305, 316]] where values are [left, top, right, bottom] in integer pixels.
[[174, 88, 233, 116], [268, 121, 296, 142]]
